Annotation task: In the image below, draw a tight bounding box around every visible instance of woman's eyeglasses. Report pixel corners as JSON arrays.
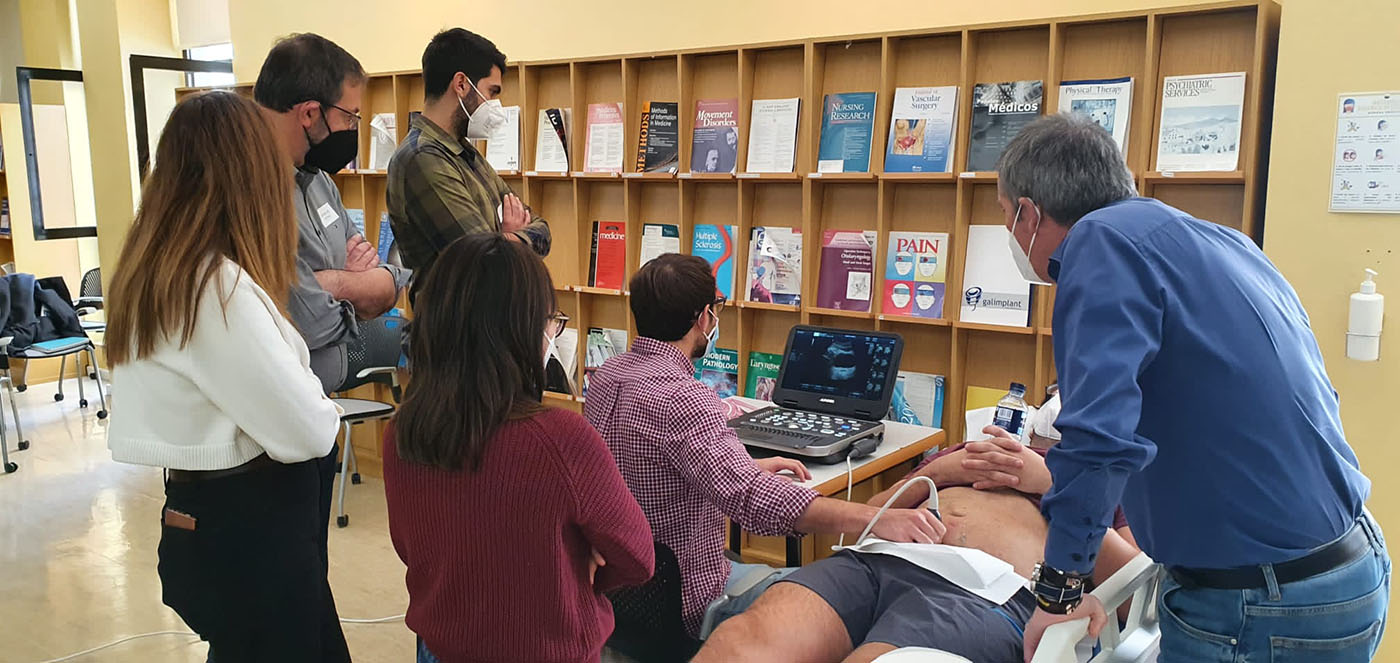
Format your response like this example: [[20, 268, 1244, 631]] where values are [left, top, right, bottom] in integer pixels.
[[547, 312, 570, 338]]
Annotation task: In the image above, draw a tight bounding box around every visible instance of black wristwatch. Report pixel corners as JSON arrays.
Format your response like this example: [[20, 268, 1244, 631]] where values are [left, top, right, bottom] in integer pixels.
[[1031, 562, 1086, 614]]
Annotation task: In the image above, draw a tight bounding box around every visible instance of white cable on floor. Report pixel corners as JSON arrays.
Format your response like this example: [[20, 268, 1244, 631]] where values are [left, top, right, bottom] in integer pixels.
[[37, 614, 407, 662], [37, 631, 200, 663], [340, 613, 406, 624]]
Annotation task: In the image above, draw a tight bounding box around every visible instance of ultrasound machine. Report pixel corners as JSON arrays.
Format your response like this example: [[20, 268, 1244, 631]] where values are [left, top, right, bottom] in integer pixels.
[[728, 325, 904, 464]]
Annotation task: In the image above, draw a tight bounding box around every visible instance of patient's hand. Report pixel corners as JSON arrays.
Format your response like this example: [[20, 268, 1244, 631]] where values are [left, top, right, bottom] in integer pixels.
[[961, 428, 1052, 496]]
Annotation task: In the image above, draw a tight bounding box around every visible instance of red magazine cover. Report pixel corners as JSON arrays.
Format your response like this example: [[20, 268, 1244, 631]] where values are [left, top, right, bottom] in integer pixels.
[[589, 221, 627, 290]]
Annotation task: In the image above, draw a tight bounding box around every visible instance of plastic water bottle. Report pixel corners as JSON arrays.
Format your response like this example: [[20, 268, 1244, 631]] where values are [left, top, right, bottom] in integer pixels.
[[992, 382, 1029, 439]]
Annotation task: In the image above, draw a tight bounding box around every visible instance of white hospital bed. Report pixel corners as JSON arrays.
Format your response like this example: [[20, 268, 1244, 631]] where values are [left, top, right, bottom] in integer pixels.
[[875, 552, 1162, 663]]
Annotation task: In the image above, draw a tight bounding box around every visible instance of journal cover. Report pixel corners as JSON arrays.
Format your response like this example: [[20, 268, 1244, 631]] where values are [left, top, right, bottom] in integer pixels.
[[815, 229, 877, 311], [885, 86, 958, 173], [967, 81, 1044, 172], [882, 231, 948, 319], [744, 351, 783, 400], [887, 372, 946, 428], [636, 101, 680, 173], [694, 347, 740, 399], [1058, 77, 1133, 154], [692, 224, 738, 300], [584, 102, 625, 173], [745, 98, 801, 173], [960, 225, 1031, 327], [691, 99, 740, 174], [588, 221, 627, 290], [746, 226, 802, 306], [1155, 72, 1246, 172], [817, 92, 877, 173], [639, 223, 680, 267]]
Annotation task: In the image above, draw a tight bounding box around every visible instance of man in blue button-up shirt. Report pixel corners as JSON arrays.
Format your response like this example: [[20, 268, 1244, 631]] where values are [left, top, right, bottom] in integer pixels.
[[1000, 115, 1388, 662]]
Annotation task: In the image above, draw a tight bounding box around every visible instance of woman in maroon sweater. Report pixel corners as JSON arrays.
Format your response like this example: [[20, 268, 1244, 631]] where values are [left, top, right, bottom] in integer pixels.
[[383, 234, 654, 663]]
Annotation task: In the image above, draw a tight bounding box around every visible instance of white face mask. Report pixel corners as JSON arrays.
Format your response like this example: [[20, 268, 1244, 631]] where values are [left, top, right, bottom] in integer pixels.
[[894, 252, 915, 277], [460, 77, 507, 141], [917, 255, 938, 278], [703, 306, 720, 357], [890, 283, 911, 309], [1007, 202, 1052, 286], [544, 334, 559, 369], [914, 284, 937, 310]]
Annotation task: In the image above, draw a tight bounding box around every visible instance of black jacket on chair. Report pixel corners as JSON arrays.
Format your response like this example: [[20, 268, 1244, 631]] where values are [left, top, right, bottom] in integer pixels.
[[0, 274, 87, 352]]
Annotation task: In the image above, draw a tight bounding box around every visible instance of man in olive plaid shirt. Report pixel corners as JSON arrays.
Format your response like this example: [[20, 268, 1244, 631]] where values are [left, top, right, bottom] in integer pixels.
[[387, 28, 549, 292]]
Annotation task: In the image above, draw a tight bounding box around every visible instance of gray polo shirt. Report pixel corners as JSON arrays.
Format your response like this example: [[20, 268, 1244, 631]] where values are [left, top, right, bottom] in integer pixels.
[[291, 167, 412, 393]]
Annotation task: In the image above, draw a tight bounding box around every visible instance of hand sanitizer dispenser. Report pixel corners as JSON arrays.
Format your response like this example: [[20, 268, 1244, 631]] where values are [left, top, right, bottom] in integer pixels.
[[1347, 269, 1383, 361]]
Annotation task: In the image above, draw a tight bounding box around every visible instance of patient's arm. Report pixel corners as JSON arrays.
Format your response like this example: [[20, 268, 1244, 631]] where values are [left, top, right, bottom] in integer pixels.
[[1091, 527, 1142, 621]]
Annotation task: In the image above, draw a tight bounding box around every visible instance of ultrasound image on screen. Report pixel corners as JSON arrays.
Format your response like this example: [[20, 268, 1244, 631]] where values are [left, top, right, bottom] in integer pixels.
[[779, 329, 897, 401]]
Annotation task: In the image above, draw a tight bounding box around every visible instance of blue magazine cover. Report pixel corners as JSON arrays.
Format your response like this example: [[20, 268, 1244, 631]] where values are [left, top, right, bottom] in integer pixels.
[[817, 92, 877, 173], [691, 224, 737, 300]]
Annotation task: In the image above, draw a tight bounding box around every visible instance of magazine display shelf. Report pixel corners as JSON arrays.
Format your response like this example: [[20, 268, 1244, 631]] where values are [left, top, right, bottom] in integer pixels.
[[176, 2, 1279, 561]]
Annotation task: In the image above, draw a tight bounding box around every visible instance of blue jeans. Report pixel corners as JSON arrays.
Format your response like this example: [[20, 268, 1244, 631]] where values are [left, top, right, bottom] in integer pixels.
[[703, 561, 796, 635], [1158, 514, 1391, 662], [416, 636, 438, 663]]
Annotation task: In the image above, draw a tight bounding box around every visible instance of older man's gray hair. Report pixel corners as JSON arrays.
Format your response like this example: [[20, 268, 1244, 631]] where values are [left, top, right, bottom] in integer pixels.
[[996, 113, 1137, 227]]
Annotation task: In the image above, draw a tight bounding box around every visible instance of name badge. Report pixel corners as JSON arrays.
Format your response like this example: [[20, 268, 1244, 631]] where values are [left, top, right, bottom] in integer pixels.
[[316, 202, 339, 228]]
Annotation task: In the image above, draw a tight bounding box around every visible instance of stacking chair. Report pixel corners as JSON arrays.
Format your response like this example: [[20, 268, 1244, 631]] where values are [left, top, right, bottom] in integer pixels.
[[331, 314, 405, 527], [0, 338, 30, 474], [76, 268, 105, 380]]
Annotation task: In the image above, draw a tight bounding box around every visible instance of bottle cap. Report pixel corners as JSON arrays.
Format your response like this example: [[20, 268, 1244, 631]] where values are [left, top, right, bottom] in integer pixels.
[[1010, 382, 1027, 397], [1361, 268, 1379, 295]]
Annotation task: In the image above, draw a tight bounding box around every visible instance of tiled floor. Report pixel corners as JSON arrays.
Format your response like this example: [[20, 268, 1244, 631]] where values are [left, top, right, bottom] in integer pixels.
[[0, 378, 413, 662]]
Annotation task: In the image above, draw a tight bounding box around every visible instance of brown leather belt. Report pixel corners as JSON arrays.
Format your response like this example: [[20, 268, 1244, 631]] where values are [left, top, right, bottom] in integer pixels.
[[168, 453, 276, 482]]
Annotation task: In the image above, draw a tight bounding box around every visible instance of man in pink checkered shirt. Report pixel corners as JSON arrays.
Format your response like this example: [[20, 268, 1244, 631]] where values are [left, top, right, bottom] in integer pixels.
[[585, 254, 945, 638]]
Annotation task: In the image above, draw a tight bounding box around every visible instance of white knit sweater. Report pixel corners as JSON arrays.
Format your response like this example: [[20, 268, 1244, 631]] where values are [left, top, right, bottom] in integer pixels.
[[107, 259, 342, 470]]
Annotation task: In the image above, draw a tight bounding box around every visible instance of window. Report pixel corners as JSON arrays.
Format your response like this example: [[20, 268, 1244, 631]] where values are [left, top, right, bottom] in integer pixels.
[[184, 43, 236, 88]]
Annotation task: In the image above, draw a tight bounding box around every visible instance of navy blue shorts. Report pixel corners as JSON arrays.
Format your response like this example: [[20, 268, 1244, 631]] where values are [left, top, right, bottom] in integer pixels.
[[782, 550, 1035, 660]]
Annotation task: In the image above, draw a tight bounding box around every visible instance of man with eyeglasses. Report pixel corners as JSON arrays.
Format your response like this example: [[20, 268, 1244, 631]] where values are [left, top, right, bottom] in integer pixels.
[[245, 34, 410, 663], [254, 33, 410, 396]]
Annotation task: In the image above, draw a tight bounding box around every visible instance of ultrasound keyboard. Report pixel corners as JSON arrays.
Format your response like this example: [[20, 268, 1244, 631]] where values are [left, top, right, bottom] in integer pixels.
[[730, 406, 885, 462]]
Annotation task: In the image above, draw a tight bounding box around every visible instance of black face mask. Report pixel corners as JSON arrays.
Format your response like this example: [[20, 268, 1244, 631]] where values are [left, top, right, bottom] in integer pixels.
[[303, 107, 358, 174]]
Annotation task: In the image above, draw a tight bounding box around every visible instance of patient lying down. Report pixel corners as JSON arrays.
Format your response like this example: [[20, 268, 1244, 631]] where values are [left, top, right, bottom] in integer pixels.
[[694, 416, 1139, 663]]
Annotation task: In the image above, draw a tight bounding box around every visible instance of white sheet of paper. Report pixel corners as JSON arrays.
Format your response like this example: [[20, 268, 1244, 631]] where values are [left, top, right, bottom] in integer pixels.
[[840, 538, 1028, 606]]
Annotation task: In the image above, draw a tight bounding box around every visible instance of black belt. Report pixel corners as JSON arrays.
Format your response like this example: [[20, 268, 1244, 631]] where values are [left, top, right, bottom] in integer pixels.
[[167, 453, 276, 483], [1169, 522, 1372, 590]]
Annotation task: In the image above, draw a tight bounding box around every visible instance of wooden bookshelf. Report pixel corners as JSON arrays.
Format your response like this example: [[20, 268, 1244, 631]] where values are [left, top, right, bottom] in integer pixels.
[[177, 0, 1279, 477]]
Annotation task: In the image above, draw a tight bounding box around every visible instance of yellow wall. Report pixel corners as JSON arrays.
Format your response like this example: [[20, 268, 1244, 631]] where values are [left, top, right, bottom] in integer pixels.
[[1264, 2, 1399, 657], [225, 0, 1400, 656], [230, 0, 1209, 81]]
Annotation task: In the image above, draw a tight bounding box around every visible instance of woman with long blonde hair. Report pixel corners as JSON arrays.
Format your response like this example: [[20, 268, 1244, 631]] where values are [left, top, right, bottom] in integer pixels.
[[106, 90, 349, 662]]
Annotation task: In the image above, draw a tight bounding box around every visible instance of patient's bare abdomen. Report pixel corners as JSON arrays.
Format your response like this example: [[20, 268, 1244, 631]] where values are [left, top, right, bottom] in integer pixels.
[[937, 486, 1048, 578]]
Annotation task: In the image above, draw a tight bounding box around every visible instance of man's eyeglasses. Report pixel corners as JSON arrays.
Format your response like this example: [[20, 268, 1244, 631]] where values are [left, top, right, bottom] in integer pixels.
[[710, 296, 727, 316], [547, 312, 570, 339], [321, 102, 362, 129]]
